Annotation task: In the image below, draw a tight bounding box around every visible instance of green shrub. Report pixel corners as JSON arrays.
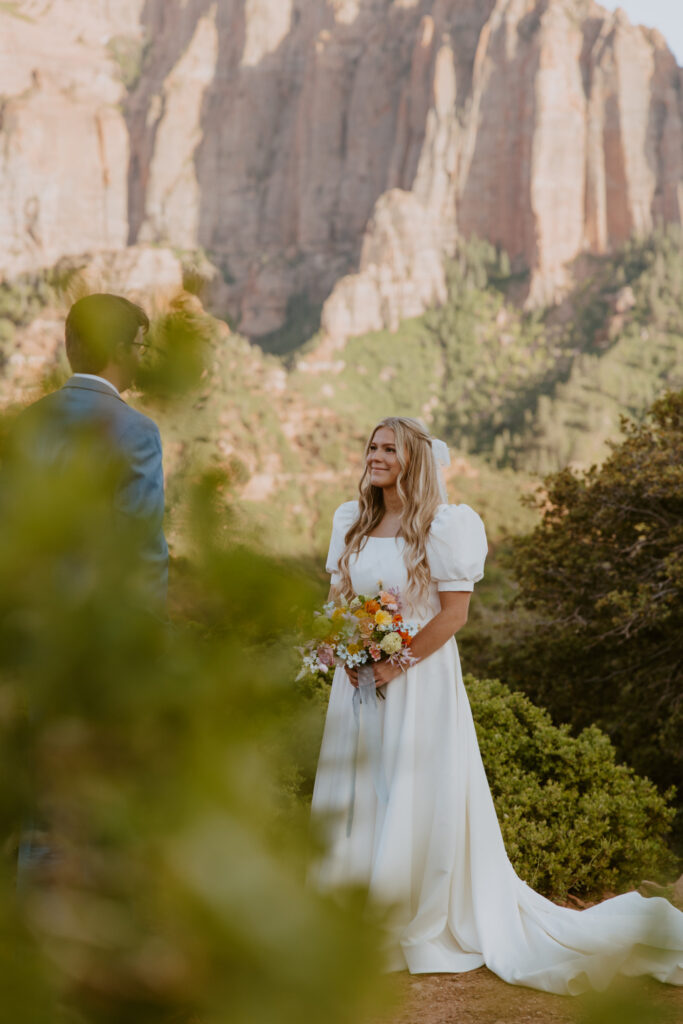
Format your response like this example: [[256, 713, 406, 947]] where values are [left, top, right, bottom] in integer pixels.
[[465, 676, 678, 900], [107, 34, 147, 91], [0, 2, 32, 22], [0, 318, 15, 363], [493, 392, 683, 811], [0, 273, 55, 327]]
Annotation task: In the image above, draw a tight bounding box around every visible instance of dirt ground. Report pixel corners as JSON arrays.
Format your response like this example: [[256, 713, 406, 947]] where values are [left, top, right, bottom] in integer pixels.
[[375, 968, 683, 1024]]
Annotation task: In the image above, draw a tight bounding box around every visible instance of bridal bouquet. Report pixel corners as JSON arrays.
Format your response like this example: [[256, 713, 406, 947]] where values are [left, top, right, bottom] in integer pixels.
[[298, 585, 418, 680], [300, 587, 417, 830]]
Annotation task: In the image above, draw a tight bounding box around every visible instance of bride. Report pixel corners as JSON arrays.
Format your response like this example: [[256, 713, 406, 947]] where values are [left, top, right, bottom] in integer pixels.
[[310, 416, 683, 995]]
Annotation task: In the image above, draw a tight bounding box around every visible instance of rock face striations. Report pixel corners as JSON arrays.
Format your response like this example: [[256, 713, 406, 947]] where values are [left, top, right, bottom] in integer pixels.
[[1, 0, 682, 343], [0, 0, 144, 277]]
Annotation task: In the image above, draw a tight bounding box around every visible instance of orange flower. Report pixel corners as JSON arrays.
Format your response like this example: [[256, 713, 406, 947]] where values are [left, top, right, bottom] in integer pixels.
[[365, 600, 380, 614], [392, 614, 403, 626]]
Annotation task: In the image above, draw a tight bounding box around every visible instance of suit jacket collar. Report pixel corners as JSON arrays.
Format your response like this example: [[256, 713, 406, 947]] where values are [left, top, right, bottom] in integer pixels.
[[63, 376, 126, 403]]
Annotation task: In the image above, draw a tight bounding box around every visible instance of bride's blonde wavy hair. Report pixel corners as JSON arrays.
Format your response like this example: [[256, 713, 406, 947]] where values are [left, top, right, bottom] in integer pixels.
[[338, 417, 443, 600]]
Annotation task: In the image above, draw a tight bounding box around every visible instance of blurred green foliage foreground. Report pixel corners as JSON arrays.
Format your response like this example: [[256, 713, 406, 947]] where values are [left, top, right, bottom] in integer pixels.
[[0, 410, 387, 1022], [0, 306, 679, 1022]]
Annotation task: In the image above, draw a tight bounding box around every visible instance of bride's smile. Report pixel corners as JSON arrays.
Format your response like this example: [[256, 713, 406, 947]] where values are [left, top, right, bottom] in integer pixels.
[[367, 426, 400, 489]]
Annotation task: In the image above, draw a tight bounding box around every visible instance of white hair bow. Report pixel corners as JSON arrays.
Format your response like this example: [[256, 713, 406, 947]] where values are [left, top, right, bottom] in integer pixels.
[[430, 438, 451, 502]]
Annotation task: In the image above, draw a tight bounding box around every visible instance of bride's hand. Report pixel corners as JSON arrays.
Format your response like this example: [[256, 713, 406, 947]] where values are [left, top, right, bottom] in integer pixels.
[[344, 665, 359, 687], [373, 661, 403, 687]]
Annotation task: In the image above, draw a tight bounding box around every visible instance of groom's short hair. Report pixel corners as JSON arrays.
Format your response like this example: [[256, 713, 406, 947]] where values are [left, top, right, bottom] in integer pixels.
[[65, 294, 150, 374]]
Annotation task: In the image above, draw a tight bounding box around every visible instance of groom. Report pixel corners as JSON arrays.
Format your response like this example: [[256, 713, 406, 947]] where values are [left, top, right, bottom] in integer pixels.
[[16, 292, 169, 607], [12, 293, 168, 887]]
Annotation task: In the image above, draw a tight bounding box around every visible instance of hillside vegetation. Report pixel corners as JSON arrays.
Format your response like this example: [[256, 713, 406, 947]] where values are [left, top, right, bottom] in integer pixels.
[[3, 231, 681, 564], [144, 229, 681, 565], [132, 298, 540, 565], [287, 230, 683, 481]]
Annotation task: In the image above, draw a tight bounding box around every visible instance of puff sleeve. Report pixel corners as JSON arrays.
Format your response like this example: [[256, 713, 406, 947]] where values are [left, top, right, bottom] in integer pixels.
[[325, 501, 359, 585], [426, 504, 488, 592]]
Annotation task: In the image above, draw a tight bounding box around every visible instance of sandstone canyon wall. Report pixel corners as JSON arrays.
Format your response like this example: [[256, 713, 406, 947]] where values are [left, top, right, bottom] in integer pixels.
[[0, 0, 144, 277], [0, 0, 681, 343]]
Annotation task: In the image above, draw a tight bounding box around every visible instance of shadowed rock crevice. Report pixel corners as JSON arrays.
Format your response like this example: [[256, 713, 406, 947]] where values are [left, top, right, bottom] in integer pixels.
[[125, 0, 232, 245], [458, 0, 543, 277]]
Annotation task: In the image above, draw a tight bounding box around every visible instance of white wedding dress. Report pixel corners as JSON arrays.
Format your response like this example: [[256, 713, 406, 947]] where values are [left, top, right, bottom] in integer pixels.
[[310, 501, 683, 995]]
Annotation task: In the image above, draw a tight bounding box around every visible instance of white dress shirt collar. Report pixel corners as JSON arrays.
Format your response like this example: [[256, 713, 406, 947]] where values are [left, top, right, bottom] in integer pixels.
[[71, 373, 120, 397]]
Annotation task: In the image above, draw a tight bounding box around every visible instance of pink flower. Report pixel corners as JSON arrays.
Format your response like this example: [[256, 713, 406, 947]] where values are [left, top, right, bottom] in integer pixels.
[[369, 642, 382, 662], [317, 644, 336, 667]]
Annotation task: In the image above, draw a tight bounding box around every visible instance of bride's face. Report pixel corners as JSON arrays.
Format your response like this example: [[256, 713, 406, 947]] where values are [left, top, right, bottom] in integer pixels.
[[367, 427, 401, 489]]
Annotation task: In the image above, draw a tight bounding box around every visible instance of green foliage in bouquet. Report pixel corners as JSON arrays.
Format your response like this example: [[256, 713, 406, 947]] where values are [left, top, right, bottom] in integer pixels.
[[0, 398, 389, 1021], [465, 677, 678, 900], [492, 392, 683, 811]]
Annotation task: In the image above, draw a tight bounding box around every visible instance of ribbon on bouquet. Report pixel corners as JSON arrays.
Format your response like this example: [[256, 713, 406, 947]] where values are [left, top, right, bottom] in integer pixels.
[[346, 664, 389, 837]]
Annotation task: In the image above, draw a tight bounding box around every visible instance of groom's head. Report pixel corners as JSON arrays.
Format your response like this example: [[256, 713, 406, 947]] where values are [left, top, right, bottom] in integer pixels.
[[66, 294, 150, 391]]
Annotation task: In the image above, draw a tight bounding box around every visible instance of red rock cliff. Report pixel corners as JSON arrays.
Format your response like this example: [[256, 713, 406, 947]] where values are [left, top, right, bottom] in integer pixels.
[[0, 0, 681, 341]]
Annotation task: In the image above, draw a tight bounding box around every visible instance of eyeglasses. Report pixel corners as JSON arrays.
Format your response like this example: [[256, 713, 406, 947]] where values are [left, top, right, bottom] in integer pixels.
[[130, 340, 162, 353]]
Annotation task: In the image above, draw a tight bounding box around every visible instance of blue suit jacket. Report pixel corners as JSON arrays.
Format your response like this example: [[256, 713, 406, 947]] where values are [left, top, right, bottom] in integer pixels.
[[16, 376, 169, 608]]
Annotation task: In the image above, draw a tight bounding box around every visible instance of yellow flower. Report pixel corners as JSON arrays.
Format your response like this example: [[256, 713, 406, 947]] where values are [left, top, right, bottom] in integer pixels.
[[375, 610, 393, 627], [331, 608, 345, 621], [347, 642, 362, 655], [379, 632, 403, 655]]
